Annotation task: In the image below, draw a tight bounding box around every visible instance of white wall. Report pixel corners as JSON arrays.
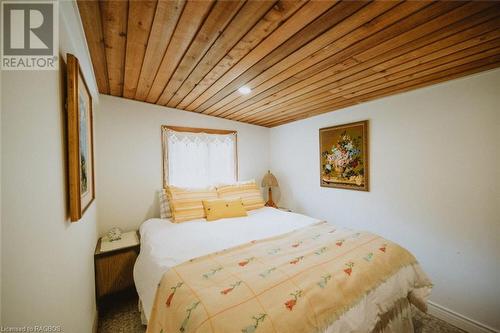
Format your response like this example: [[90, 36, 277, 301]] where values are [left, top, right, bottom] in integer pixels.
[[1, 1, 98, 331], [95, 95, 270, 235], [269, 69, 500, 331], [0, 47, 2, 325]]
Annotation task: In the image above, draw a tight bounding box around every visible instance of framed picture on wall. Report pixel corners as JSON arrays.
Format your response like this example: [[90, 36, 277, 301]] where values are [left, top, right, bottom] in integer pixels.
[[66, 53, 95, 222], [319, 120, 369, 191]]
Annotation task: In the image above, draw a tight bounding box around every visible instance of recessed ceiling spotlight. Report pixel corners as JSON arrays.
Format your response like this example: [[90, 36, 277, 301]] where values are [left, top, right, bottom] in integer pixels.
[[238, 86, 252, 95]]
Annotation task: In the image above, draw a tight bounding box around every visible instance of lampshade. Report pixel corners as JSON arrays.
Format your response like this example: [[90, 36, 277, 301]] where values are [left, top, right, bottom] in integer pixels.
[[262, 170, 278, 187]]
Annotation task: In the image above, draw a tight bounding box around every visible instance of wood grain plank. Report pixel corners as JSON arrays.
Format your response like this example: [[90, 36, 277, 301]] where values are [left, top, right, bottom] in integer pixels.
[[145, 0, 215, 103], [81, 0, 500, 126], [123, 0, 157, 98], [176, 0, 307, 110], [259, 38, 500, 124], [209, 0, 438, 117], [165, 0, 277, 108], [134, 0, 186, 101], [237, 4, 498, 122], [241, 18, 500, 123], [227, 1, 479, 120], [185, 0, 339, 111], [260, 59, 500, 125], [100, 0, 129, 96], [217, 0, 460, 119], [259, 47, 500, 126], [77, 0, 109, 94], [243, 16, 500, 123], [156, 0, 247, 106], [268, 59, 500, 127], [202, 0, 381, 115], [198, 0, 384, 114]]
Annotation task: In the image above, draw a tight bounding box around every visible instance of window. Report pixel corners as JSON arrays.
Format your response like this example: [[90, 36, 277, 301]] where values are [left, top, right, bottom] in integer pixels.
[[162, 126, 237, 188]]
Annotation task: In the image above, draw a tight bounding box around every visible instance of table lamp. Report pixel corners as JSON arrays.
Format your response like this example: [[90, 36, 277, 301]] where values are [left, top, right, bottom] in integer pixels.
[[262, 170, 279, 208]]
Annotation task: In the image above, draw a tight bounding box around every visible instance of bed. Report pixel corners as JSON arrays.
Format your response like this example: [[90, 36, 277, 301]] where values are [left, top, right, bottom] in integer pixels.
[[134, 207, 431, 333]]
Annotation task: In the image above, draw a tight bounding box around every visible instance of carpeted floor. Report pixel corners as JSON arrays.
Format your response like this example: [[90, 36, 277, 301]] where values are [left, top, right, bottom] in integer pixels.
[[98, 292, 466, 333]]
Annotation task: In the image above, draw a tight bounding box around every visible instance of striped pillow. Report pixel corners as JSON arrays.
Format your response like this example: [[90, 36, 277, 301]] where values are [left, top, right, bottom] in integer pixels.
[[216, 181, 265, 211], [166, 186, 218, 223], [158, 189, 171, 219]]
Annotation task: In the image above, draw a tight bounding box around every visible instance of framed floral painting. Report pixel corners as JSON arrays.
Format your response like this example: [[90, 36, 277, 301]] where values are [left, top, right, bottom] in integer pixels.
[[66, 53, 95, 221], [319, 120, 369, 191]]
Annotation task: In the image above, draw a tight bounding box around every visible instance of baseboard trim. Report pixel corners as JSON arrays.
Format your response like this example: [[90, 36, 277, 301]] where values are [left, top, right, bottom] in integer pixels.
[[427, 301, 499, 333]]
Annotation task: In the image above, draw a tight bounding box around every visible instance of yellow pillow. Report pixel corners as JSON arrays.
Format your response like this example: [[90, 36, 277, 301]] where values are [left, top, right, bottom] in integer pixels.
[[202, 199, 247, 221], [216, 181, 265, 211], [166, 186, 218, 223]]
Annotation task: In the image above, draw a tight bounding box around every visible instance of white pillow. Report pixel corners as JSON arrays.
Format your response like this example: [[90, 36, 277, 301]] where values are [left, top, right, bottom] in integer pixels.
[[215, 179, 256, 187], [158, 189, 171, 219]]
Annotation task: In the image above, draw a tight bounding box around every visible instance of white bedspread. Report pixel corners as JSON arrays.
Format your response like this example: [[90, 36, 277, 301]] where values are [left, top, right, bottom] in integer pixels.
[[134, 207, 431, 332], [134, 207, 320, 321]]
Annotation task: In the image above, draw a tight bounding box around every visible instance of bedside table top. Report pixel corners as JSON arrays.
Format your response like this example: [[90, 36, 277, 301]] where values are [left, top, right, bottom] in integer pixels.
[[95, 230, 140, 255]]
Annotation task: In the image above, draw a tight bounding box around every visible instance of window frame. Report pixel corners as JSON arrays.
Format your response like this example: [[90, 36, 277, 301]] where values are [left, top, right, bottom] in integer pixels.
[[161, 125, 238, 188]]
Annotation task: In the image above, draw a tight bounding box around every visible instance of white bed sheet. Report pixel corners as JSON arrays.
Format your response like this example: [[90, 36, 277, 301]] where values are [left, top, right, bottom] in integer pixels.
[[133, 207, 430, 332], [133, 207, 321, 321]]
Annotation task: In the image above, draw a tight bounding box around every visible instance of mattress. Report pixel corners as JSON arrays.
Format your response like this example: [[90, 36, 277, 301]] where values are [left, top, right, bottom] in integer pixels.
[[134, 207, 431, 332], [134, 207, 320, 321]]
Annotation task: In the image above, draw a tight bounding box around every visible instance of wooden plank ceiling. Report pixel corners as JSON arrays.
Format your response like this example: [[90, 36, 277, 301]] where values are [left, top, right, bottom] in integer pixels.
[[78, 0, 500, 127]]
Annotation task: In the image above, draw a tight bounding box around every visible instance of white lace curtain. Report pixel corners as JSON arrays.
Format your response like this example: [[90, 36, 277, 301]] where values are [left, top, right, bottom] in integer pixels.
[[164, 129, 237, 188]]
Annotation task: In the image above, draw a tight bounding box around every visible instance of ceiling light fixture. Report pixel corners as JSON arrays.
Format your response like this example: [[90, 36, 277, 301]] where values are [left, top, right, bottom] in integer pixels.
[[238, 86, 252, 95]]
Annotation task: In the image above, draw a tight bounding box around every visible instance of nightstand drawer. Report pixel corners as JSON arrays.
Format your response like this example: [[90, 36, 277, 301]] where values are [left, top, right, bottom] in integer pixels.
[[95, 248, 138, 298]]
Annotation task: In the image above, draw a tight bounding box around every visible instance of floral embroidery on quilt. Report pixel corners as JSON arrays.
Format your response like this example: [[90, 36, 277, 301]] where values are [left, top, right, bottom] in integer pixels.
[[238, 257, 255, 267], [166, 282, 183, 307], [335, 239, 345, 247], [289, 256, 304, 265], [364, 252, 374, 262], [291, 241, 302, 248], [202, 266, 223, 279], [314, 247, 328, 255], [344, 261, 354, 276], [284, 290, 303, 311], [241, 314, 267, 333], [220, 281, 243, 295], [259, 267, 277, 278], [179, 301, 200, 332], [379, 244, 387, 252], [317, 274, 332, 289], [267, 248, 281, 255]]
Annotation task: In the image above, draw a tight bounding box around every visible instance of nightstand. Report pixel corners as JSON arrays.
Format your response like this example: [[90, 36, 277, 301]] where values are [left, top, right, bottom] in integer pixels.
[[94, 230, 140, 302]]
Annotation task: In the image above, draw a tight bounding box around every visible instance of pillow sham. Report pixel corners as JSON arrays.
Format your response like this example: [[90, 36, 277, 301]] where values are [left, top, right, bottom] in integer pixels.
[[166, 186, 218, 223], [202, 198, 247, 221], [216, 180, 265, 211], [158, 189, 171, 219]]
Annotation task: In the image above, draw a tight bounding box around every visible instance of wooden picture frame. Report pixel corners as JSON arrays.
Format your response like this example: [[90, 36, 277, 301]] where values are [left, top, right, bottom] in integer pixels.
[[67, 53, 95, 221], [319, 120, 369, 191], [161, 125, 238, 188]]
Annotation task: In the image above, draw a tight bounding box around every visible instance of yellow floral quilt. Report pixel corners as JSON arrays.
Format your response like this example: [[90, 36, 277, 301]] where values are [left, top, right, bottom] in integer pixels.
[[147, 222, 430, 333]]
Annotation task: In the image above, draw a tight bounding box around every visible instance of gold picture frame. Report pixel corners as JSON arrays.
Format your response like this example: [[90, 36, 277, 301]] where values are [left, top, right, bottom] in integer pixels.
[[319, 120, 369, 191], [66, 53, 95, 221]]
